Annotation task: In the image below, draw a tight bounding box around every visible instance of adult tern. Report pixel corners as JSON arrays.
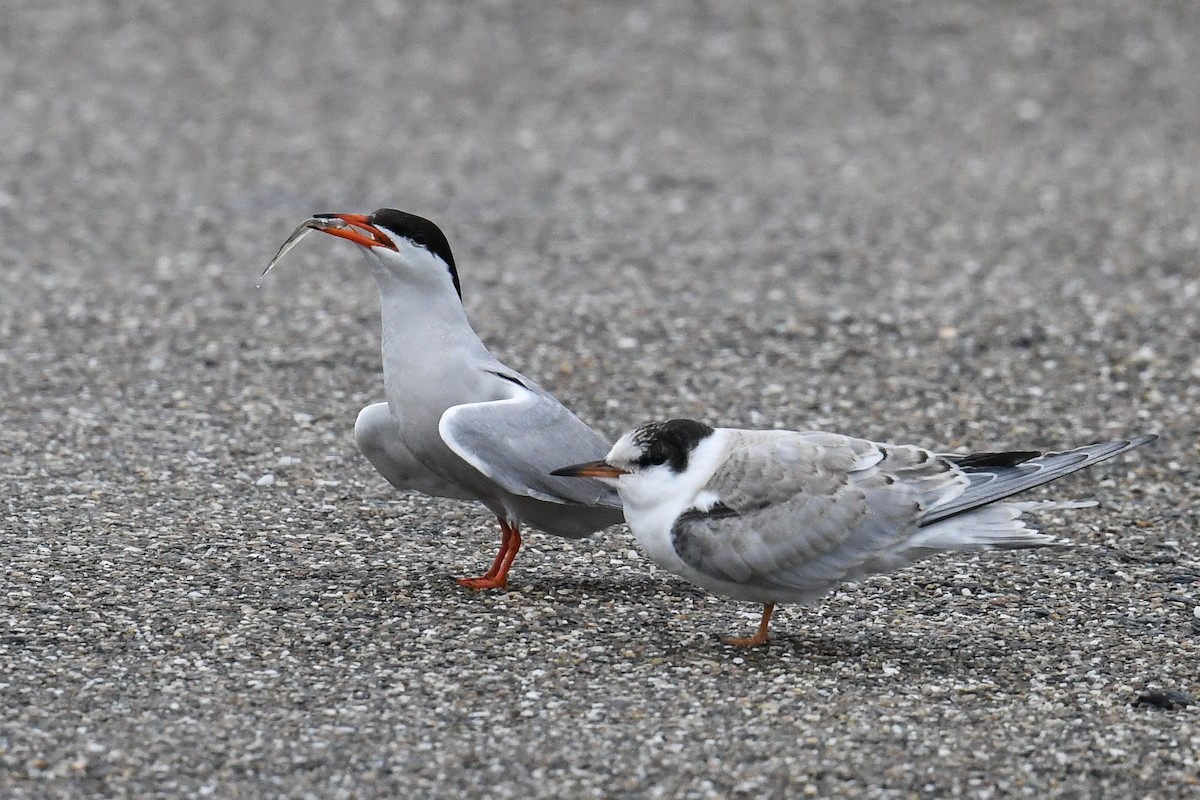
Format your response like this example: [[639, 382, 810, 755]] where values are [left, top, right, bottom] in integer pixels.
[[265, 209, 623, 589]]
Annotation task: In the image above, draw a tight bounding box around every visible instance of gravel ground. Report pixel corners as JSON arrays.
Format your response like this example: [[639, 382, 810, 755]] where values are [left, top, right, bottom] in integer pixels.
[[2, 1, 1198, 797]]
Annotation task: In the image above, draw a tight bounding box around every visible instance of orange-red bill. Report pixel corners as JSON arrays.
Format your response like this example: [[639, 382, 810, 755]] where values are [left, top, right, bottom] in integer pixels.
[[550, 460, 627, 479], [262, 213, 397, 277], [311, 213, 397, 252]]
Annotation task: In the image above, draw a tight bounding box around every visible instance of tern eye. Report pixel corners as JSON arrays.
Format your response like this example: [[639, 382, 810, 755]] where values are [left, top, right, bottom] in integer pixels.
[[642, 453, 667, 467]]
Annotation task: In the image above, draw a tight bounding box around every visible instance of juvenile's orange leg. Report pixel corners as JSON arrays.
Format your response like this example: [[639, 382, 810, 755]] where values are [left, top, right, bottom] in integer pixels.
[[457, 519, 522, 590], [721, 603, 775, 647]]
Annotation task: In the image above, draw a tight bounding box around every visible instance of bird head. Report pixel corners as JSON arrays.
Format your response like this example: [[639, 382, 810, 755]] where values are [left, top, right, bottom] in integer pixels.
[[264, 208, 462, 299], [552, 418, 717, 505]]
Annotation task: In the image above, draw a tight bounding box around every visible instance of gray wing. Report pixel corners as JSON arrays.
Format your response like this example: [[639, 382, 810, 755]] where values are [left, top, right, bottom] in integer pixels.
[[671, 431, 965, 594], [920, 435, 1157, 526], [438, 380, 621, 509], [672, 430, 1155, 596], [355, 402, 475, 500]]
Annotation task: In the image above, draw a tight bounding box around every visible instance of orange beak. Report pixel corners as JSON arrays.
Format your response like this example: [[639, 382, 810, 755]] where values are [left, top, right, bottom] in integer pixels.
[[312, 213, 398, 251], [550, 460, 628, 479], [263, 213, 401, 278]]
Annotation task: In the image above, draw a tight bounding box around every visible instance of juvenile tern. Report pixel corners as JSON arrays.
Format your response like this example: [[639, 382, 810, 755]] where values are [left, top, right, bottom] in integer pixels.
[[265, 209, 623, 589], [554, 419, 1155, 646]]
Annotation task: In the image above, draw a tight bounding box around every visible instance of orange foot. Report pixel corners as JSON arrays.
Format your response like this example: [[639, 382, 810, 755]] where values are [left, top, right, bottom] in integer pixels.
[[457, 575, 508, 590], [457, 519, 522, 591], [720, 603, 775, 647]]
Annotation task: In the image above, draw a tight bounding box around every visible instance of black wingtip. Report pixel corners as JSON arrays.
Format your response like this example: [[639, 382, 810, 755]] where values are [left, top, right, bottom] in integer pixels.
[[919, 433, 1156, 528], [950, 450, 1042, 470]]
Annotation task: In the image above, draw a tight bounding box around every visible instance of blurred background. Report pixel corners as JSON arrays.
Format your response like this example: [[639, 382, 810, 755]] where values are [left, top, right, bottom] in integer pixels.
[[5, 2, 1198, 441]]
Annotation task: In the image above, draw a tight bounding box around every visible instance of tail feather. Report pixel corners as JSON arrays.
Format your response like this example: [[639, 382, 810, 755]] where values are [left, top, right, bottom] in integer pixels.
[[910, 499, 1094, 552]]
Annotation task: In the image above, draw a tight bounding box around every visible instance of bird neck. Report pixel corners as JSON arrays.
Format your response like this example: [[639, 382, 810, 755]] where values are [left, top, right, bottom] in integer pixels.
[[372, 269, 492, 388], [620, 431, 728, 528]]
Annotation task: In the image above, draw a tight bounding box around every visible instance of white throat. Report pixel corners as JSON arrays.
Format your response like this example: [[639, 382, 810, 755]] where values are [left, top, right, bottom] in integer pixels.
[[617, 430, 729, 568], [362, 247, 495, 410]]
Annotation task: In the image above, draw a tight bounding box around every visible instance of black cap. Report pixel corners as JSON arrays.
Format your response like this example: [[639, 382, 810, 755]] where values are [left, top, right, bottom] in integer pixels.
[[370, 209, 461, 299], [633, 419, 716, 473]]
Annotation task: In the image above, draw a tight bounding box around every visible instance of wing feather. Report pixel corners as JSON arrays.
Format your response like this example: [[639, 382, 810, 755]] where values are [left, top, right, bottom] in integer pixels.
[[671, 431, 959, 596], [354, 402, 475, 500], [921, 435, 1156, 526], [438, 384, 621, 509], [667, 431, 1154, 601]]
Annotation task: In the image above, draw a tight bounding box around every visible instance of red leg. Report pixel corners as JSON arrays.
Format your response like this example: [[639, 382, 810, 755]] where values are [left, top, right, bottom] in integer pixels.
[[478, 524, 513, 581], [721, 603, 775, 647], [457, 519, 522, 590]]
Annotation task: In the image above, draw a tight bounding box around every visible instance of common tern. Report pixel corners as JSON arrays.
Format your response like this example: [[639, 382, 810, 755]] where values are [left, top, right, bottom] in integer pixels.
[[265, 209, 623, 589], [554, 419, 1155, 646]]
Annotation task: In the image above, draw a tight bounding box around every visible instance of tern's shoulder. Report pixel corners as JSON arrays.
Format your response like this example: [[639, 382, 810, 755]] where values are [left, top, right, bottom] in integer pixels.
[[701, 428, 953, 510], [477, 361, 572, 407], [707, 428, 882, 485], [718, 428, 886, 464]]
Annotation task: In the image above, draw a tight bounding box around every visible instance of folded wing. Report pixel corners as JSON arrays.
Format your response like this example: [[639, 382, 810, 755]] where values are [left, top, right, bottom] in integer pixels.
[[438, 378, 622, 509], [668, 431, 1150, 599]]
